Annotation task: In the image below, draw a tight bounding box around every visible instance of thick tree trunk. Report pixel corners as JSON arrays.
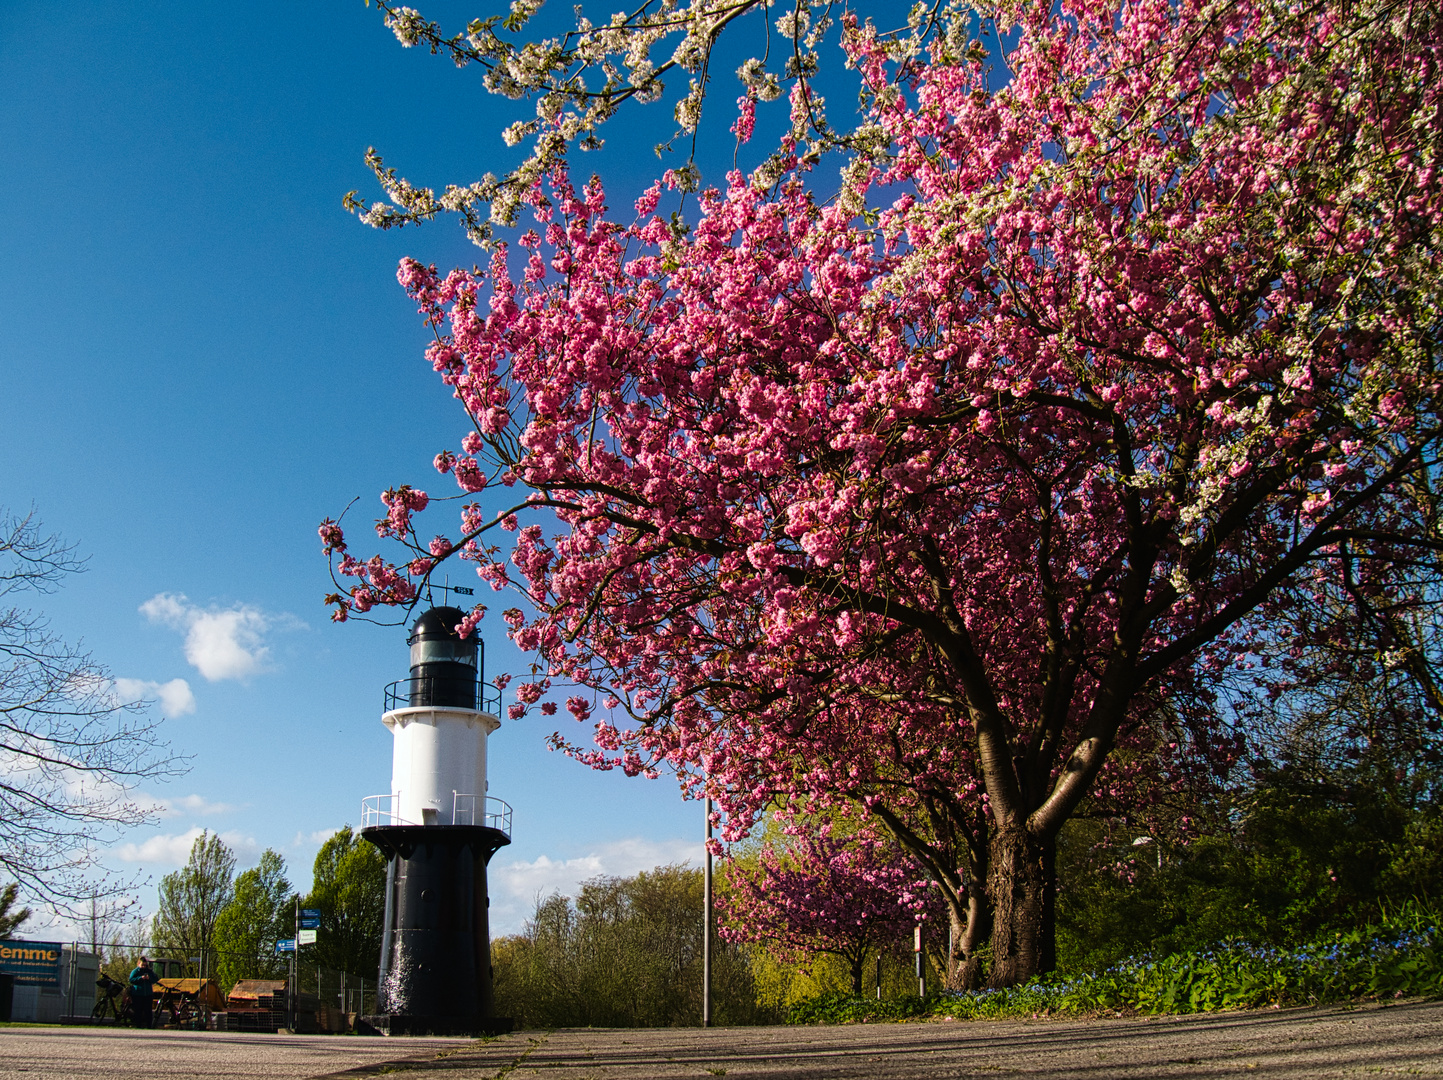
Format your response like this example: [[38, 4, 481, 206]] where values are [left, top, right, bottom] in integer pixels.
[[985, 821, 1054, 988], [945, 887, 992, 991], [849, 954, 864, 997]]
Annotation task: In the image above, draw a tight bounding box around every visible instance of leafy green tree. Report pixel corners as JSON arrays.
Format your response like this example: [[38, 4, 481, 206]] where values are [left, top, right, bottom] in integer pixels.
[[151, 831, 235, 977], [1055, 767, 1443, 975], [213, 850, 291, 990], [493, 865, 770, 1027], [0, 882, 30, 937], [304, 827, 385, 978]]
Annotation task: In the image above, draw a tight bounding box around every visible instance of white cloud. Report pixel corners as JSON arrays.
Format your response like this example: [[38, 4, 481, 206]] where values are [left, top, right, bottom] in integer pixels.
[[140, 593, 291, 681], [115, 826, 259, 866], [488, 837, 699, 935], [291, 827, 343, 848], [112, 677, 196, 717], [152, 793, 236, 818]]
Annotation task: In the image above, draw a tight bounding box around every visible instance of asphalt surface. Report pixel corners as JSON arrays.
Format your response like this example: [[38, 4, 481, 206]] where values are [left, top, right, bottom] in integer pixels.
[[3, 1000, 1441, 1079], [0, 1025, 468, 1078]]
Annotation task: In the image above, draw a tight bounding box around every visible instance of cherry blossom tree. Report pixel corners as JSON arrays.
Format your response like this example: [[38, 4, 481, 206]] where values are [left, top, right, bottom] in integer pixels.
[[327, 0, 1443, 986], [351, 0, 925, 245], [719, 819, 945, 995]]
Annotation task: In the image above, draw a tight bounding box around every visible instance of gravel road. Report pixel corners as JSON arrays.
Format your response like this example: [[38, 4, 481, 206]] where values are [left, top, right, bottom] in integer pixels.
[[3, 999, 1440, 1079]]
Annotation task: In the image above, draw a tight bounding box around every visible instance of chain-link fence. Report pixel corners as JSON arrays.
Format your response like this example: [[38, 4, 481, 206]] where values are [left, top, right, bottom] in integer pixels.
[[5, 939, 377, 1029]]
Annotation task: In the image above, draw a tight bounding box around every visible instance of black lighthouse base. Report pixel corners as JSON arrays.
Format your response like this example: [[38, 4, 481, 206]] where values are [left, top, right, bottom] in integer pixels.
[[361, 824, 511, 1036]]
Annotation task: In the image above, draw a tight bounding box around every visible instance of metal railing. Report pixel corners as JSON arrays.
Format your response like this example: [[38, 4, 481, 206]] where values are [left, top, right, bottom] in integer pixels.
[[361, 794, 412, 828], [383, 676, 503, 715], [361, 793, 511, 836], [453, 793, 512, 836]]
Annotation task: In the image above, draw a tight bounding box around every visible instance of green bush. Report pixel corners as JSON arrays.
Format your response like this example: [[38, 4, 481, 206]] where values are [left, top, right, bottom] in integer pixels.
[[786, 903, 1442, 1023], [1056, 784, 1443, 974], [786, 992, 931, 1025]]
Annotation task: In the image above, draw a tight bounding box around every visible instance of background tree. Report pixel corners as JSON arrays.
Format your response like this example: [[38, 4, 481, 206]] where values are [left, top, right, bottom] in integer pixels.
[[213, 849, 292, 990], [719, 820, 943, 995], [0, 882, 30, 938], [152, 831, 236, 978], [306, 827, 386, 978], [74, 892, 135, 972], [329, 0, 1443, 989], [1, 506, 180, 906], [99, 916, 151, 985], [493, 865, 769, 1027]]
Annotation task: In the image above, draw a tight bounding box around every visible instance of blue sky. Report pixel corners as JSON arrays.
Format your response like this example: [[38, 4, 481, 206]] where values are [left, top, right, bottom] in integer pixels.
[[0, 0, 763, 937]]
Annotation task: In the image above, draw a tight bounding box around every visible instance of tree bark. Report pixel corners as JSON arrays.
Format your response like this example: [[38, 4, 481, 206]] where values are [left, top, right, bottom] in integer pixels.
[[985, 821, 1051, 988], [945, 887, 992, 991]]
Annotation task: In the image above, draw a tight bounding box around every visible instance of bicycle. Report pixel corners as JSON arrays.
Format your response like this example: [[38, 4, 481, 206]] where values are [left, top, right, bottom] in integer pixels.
[[92, 973, 132, 1024]]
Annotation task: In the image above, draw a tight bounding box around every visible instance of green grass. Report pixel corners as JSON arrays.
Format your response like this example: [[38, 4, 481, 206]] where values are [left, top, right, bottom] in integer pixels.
[[788, 902, 1443, 1024]]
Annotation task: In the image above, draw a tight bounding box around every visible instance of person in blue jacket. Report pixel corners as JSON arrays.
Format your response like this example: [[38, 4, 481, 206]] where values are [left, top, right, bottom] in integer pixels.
[[127, 956, 158, 1028]]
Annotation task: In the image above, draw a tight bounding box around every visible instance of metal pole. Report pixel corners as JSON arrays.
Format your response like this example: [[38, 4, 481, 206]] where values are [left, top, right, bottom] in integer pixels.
[[702, 796, 712, 1028], [915, 924, 926, 999], [875, 953, 882, 1000], [289, 897, 298, 1033]]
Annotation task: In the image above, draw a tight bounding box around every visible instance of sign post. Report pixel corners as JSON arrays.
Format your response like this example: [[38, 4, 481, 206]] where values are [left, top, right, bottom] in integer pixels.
[[914, 924, 926, 999], [290, 898, 298, 1032], [287, 907, 321, 1031]]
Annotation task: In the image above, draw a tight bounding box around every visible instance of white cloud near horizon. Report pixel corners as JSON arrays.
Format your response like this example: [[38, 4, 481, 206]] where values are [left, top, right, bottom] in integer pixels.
[[112, 676, 197, 716], [140, 593, 295, 681], [488, 836, 699, 936], [153, 793, 236, 818], [293, 827, 343, 847], [115, 826, 260, 866]]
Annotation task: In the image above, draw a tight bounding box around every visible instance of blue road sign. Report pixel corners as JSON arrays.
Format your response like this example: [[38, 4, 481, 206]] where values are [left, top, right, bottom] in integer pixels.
[[298, 915, 320, 929], [275, 939, 296, 953]]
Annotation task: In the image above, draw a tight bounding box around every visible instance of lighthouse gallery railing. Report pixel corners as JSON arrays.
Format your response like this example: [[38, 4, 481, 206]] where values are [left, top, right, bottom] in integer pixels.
[[361, 793, 512, 837]]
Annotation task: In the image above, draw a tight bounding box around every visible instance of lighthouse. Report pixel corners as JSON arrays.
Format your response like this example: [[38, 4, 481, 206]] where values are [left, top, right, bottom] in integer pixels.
[[360, 605, 512, 1035]]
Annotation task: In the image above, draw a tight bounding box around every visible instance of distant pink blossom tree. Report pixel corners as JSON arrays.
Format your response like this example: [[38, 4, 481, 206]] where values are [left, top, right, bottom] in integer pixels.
[[327, 0, 1443, 987], [718, 821, 945, 996]]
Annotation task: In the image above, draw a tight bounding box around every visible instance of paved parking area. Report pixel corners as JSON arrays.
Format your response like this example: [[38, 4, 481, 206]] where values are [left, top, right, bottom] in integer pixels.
[[315, 1001, 1443, 1080], [0, 1025, 468, 1079], [3, 1000, 1440, 1079]]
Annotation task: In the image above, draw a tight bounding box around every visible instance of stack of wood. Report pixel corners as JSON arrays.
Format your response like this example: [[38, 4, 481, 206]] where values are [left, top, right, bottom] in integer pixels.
[[221, 979, 289, 1032]]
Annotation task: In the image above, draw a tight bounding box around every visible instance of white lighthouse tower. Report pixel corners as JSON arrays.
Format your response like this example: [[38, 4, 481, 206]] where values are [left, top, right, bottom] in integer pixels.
[[360, 605, 512, 1035]]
